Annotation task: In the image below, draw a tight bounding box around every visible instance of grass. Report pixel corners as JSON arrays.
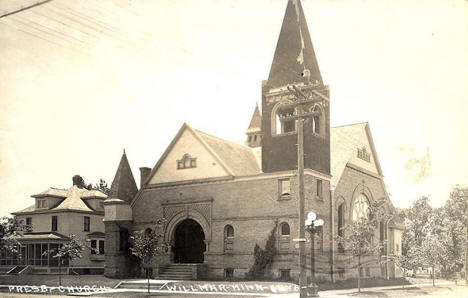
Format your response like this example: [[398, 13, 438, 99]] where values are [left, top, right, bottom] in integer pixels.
[[0, 274, 120, 288]]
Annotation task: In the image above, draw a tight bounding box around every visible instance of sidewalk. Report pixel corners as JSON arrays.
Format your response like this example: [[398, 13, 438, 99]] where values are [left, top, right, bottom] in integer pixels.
[[319, 280, 457, 297]]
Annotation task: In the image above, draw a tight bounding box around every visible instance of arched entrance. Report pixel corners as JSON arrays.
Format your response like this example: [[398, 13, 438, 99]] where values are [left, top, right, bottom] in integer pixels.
[[172, 219, 206, 263]]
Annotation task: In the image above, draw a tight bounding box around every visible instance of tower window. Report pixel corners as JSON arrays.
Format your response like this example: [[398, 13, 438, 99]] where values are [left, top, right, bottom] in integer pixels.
[[337, 203, 345, 253], [279, 222, 290, 252], [279, 179, 291, 198], [316, 180, 323, 198], [177, 154, 197, 169], [313, 116, 320, 134], [274, 105, 296, 134]]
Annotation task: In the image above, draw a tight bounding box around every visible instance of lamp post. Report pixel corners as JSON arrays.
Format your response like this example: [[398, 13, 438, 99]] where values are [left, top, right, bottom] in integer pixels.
[[305, 211, 324, 297]]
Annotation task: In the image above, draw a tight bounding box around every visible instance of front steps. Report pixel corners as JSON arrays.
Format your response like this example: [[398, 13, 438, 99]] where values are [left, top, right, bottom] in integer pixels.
[[158, 264, 199, 280]]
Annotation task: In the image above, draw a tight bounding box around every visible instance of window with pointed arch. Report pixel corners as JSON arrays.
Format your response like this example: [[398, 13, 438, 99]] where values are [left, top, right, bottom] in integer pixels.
[[352, 193, 370, 221], [272, 103, 296, 135], [337, 202, 345, 253], [310, 105, 324, 136], [278, 222, 290, 252], [177, 154, 197, 170], [224, 225, 234, 253]]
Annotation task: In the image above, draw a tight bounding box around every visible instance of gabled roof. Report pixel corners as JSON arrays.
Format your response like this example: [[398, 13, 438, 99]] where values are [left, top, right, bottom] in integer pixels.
[[330, 122, 383, 188], [108, 151, 138, 203], [143, 123, 261, 186], [195, 129, 261, 176], [267, 0, 322, 89], [246, 104, 262, 134]]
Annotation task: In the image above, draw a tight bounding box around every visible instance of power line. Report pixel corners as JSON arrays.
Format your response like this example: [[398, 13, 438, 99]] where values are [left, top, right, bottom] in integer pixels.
[[0, 0, 53, 19]]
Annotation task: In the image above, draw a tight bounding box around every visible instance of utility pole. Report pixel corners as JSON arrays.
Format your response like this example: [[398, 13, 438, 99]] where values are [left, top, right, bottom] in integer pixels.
[[283, 85, 326, 298]]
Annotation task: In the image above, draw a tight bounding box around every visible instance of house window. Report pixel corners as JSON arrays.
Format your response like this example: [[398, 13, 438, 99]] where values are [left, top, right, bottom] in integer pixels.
[[51, 216, 57, 232], [357, 147, 371, 162], [224, 225, 234, 252], [26, 217, 32, 231], [177, 154, 197, 169], [84, 216, 90, 232], [279, 179, 291, 198], [90, 239, 105, 255], [280, 269, 291, 281], [37, 199, 47, 209], [316, 180, 322, 198], [224, 268, 234, 279]]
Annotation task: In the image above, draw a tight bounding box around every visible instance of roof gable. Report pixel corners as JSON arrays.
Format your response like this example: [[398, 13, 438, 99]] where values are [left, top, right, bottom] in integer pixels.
[[330, 122, 383, 187], [147, 123, 233, 185]]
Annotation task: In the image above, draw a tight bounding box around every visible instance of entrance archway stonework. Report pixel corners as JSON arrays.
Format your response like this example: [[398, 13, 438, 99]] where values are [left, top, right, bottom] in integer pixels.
[[163, 199, 212, 253]]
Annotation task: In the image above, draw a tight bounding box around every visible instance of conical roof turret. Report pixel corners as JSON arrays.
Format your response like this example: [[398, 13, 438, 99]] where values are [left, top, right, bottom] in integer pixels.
[[109, 150, 138, 203], [246, 103, 262, 134]]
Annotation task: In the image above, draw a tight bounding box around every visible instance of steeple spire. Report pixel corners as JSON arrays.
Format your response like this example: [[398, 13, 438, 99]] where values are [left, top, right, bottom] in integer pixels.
[[267, 0, 322, 89], [109, 150, 138, 203], [246, 104, 262, 148]]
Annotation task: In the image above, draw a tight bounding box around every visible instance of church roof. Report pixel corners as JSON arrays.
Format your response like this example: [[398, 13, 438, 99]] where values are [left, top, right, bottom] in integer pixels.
[[330, 122, 383, 188], [195, 129, 261, 176], [246, 104, 262, 134], [108, 151, 138, 203], [267, 0, 322, 89]]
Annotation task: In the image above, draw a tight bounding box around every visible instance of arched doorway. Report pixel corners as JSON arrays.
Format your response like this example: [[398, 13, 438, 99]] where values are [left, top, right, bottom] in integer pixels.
[[173, 219, 206, 263]]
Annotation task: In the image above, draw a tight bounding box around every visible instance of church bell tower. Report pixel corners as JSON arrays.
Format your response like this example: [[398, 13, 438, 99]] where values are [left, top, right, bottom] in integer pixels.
[[261, 0, 330, 175]]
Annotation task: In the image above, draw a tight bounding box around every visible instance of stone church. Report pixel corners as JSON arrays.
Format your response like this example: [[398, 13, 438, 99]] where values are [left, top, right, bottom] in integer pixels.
[[104, 0, 403, 281]]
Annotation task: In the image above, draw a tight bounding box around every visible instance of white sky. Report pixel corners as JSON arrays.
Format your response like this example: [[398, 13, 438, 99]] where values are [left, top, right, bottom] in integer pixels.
[[1, 0, 467, 217]]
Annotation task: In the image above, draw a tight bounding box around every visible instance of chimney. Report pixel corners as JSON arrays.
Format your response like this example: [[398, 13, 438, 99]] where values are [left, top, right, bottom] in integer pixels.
[[139, 167, 151, 188]]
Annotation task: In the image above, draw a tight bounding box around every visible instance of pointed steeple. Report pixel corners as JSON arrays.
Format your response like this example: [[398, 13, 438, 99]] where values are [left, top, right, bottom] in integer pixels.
[[246, 103, 262, 134], [109, 150, 138, 203], [246, 104, 262, 148], [267, 0, 322, 89]]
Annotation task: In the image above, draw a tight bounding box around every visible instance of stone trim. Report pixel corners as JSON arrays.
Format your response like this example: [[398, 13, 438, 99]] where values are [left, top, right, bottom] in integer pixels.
[[346, 163, 382, 180], [212, 214, 297, 222]]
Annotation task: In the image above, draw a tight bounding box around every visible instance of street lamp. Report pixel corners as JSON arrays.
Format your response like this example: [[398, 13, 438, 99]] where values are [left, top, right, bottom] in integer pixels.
[[305, 211, 324, 297]]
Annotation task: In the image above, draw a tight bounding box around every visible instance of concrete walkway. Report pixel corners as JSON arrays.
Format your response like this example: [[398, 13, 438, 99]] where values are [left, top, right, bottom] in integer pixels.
[[318, 280, 456, 297]]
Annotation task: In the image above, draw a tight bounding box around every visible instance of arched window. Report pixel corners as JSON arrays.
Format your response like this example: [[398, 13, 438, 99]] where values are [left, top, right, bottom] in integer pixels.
[[337, 203, 345, 253], [310, 105, 324, 136], [224, 225, 234, 252], [272, 102, 296, 135], [280, 222, 290, 236], [278, 222, 290, 252], [352, 193, 370, 221]]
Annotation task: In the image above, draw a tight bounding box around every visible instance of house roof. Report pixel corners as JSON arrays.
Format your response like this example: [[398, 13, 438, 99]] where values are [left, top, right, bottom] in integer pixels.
[[53, 186, 97, 212], [31, 187, 68, 198], [13, 186, 107, 215], [267, 0, 322, 89], [18, 232, 69, 241]]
